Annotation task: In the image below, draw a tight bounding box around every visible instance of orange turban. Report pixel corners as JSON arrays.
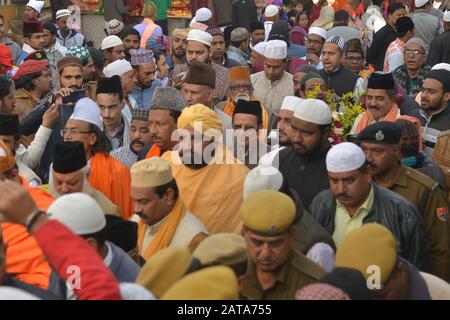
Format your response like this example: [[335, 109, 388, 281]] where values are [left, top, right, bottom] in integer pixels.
[[229, 66, 251, 83], [177, 104, 223, 137]]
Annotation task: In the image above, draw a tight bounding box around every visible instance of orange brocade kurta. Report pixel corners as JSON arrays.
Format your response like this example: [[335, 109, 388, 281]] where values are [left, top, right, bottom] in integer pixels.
[[89, 152, 134, 220], [2, 178, 54, 289]]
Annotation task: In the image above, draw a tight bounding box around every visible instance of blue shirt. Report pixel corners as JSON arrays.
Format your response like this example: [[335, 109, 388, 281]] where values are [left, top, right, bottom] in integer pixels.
[[288, 44, 307, 59], [129, 80, 162, 110]]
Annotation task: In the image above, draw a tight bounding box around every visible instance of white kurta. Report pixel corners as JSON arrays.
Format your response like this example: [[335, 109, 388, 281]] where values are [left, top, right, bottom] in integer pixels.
[[251, 71, 294, 121]]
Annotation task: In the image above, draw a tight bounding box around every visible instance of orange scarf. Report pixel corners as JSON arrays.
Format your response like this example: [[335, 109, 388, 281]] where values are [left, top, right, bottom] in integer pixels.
[[222, 96, 269, 130], [89, 152, 133, 220], [355, 104, 424, 151], [356, 104, 400, 134], [140, 19, 157, 48], [145, 144, 162, 159], [137, 199, 186, 260]]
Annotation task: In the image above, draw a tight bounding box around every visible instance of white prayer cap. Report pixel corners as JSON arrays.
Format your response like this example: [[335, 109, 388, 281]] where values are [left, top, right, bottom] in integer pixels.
[[189, 17, 197, 27], [26, 0, 45, 13], [101, 35, 123, 50], [195, 7, 212, 22], [56, 9, 71, 20], [103, 59, 133, 77], [445, 11, 450, 22], [293, 99, 332, 125], [326, 142, 366, 173], [264, 39, 287, 59], [431, 63, 450, 72], [243, 165, 284, 199], [69, 97, 104, 130], [0, 287, 40, 300], [253, 41, 267, 56], [119, 283, 157, 300], [312, 0, 320, 4], [308, 27, 327, 40], [415, 0, 428, 7], [48, 193, 106, 235], [281, 96, 304, 112], [186, 29, 213, 47], [265, 5, 279, 17]]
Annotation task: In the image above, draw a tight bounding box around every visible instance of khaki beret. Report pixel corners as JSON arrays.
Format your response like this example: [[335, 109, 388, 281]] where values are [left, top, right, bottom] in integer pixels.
[[130, 157, 173, 188], [135, 246, 193, 299], [240, 190, 296, 236], [335, 223, 398, 285], [193, 233, 247, 266], [161, 266, 238, 300]]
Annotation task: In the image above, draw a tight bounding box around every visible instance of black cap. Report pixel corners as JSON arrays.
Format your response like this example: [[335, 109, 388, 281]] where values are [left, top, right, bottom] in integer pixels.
[[357, 121, 402, 145], [24, 50, 48, 62], [0, 112, 19, 135], [96, 75, 123, 96], [320, 267, 372, 300], [426, 69, 450, 93], [268, 20, 290, 47], [233, 100, 263, 124], [367, 72, 395, 90], [105, 215, 138, 253], [53, 141, 87, 174], [250, 22, 264, 33]]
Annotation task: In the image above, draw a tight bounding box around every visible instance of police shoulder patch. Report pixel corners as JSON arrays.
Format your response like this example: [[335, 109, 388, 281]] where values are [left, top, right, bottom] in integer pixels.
[[436, 207, 449, 222]]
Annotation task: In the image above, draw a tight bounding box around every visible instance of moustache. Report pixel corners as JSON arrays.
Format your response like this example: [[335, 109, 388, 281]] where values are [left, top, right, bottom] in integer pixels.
[[367, 161, 377, 169], [132, 139, 144, 146], [335, 192, 350, 199]]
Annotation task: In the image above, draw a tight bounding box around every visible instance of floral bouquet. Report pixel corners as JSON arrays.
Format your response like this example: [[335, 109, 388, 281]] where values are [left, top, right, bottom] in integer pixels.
[[306, 85, 365, 145]]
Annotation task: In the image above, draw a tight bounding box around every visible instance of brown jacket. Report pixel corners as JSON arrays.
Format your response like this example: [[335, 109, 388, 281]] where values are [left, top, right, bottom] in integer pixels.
[[14, 88, 39, 120]]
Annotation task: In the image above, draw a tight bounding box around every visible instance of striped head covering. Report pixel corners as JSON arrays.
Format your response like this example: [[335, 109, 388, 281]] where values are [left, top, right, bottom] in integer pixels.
[[206, 27, 224, 37], [326, 35, 346, 51]]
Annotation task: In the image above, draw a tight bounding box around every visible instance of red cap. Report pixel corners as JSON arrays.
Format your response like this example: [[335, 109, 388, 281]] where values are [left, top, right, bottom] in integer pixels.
[[13, 60, 48, 80], [0, 44, 13, 73], [23, 19, 44, 34]]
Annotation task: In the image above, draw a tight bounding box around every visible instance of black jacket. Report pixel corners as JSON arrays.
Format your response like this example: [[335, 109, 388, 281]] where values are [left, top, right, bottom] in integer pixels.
[[290, 188, 335, 254], [319, 66, 359, 97], [232, 0, 258, 31], [427, 30, 450, 66], [408, 104, 450, 150], [308, 184, 432, 272], [367, 24, 397, 71]]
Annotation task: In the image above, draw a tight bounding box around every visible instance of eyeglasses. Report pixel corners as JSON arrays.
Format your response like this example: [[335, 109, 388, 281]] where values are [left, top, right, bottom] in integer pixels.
[[61, 128, 93, 136], [405, 49, 425, 56], [229, 84, 252, 92]]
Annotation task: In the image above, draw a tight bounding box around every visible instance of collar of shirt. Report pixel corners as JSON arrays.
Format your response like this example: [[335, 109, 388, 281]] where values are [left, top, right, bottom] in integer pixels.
[[419, 101, 450, 121], [103, 241, 114, 267], [145, 214, 170, 234], [384, 163, 409, 189], [105, 121, 125, 139], [22, 43, 35, 53]]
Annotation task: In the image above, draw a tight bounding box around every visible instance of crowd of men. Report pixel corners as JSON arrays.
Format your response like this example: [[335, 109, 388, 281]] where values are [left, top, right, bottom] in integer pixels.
[[0, 0, 450, 300]]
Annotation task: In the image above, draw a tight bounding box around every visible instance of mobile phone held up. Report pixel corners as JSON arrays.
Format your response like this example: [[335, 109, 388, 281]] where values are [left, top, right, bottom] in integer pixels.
[[62, 89, 86, 104]]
